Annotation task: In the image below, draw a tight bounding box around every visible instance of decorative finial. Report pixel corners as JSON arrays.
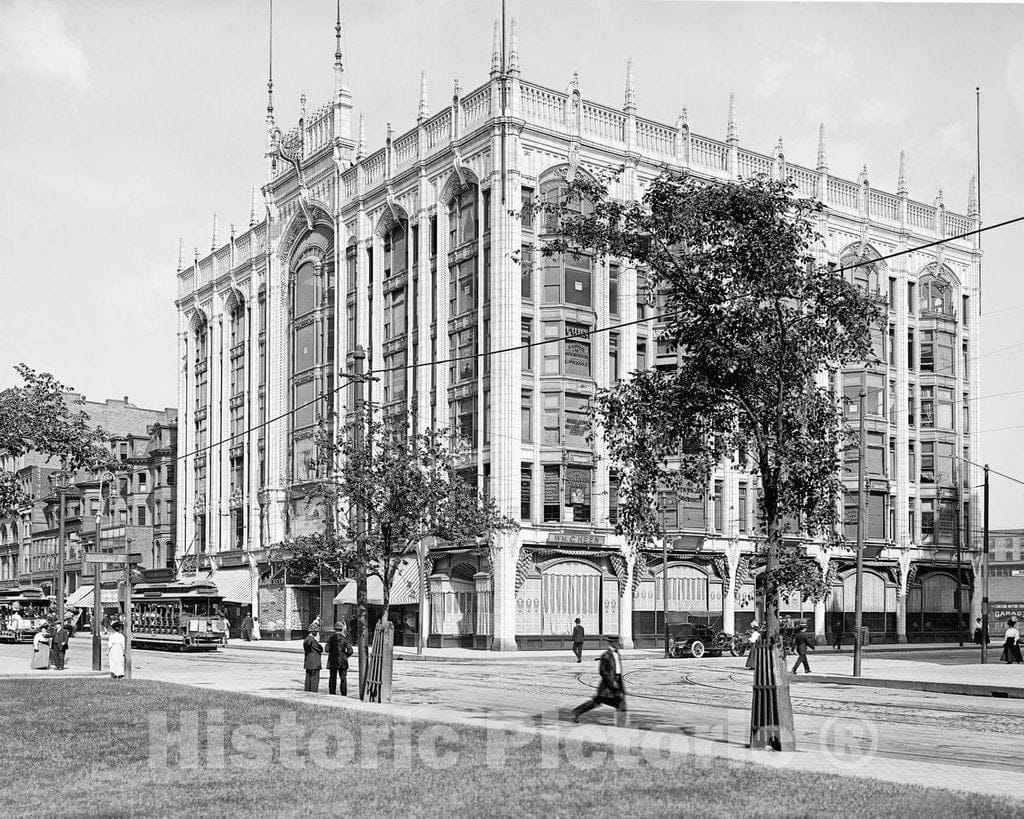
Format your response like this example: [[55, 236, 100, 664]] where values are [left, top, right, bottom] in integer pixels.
[[858, 164, 869, 186], [569, 71, 579, 94], [680, 107, 688, 127], [727, 92, 738, 144], [194, 246, 199, 266], [509, 18, 519, 73], [334, 0, 344, 95], [967, 175, 978, 216], [266, 0, 275, 125], [775, 137, 784, 159], [357, 114, 366, 158], [491, 19, 500, 75], [249, 185, 259, 227], [453, 77, 461, 98], [211, 213, 218, 251], [897, 150, 907, 196], [816, 123, 827, 172], [229, 223, 236, 242], [418, 70, 430, 123], [935, 187, 944, 208], [386, 122, 394, 143], [624, 58, 636, 112], [300, 92, 307, 121], [177, 236, 184, 273]]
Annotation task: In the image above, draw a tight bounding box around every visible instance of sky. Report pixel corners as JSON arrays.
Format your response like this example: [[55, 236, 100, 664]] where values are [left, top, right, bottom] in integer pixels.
[[1, 0, 1023, 525]]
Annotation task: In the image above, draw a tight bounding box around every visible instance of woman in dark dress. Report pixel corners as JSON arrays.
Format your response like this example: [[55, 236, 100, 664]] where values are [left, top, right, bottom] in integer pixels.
[[1001, 619, 1022, 664]]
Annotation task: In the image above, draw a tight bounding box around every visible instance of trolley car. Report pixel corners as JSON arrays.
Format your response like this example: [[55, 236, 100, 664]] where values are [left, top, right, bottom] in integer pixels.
[[0, 586, 52, 642], [129, 579, 224, 651]]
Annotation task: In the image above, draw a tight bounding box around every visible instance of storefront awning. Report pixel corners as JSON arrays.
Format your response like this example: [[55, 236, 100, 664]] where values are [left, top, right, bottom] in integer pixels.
[[333, 575, 384, 606], [65, 585, 122, 606], [214, 570, 254, 604], [389, 561, 421, 606]]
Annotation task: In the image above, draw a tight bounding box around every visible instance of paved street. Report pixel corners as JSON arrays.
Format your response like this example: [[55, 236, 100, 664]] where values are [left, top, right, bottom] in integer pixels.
[[3, 637, 1024, 799]]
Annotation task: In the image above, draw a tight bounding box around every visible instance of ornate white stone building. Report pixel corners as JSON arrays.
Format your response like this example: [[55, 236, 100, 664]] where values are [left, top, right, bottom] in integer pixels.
[[175, 13, 982, 646]]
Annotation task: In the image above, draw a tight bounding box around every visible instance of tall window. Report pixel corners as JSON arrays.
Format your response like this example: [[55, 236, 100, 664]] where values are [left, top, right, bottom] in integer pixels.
[[840, 246, 883, 295], [521, 464, 532, 521], [609, 262, 620, 317], [538, 177, 594, 307], [918, 271, 954, 316]]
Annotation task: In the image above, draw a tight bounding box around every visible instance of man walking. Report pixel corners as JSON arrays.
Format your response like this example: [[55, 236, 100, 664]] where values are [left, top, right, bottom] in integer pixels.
[[832, 617, 843, 651], [326, 622, 353, 696], [241, 612, 254, 642], [791, 624, 816, 674], [571, 635, 627, 726], [571, 618, 585, 663], [302, 627, 323, 692]]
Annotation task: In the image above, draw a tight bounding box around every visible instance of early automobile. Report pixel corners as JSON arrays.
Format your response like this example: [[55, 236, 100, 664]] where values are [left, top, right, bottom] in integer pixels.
[[668, 621, 735, 659]]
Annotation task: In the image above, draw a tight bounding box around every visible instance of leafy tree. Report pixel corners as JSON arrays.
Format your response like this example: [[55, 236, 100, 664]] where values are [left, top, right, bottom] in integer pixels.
[[0, 364, 109, 516], [543, 171, 883, 640], [274, 414, 516, 624]]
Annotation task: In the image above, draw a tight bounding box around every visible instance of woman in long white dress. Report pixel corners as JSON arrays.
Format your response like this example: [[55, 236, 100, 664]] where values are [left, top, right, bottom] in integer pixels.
[[31, 625, 50, 670], [107, 621, 125, 679], [251, 617, 262, 641]]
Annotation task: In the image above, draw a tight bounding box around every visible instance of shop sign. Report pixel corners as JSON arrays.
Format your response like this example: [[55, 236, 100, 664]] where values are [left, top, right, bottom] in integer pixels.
[[546, 532, 606, 547], [544, 470, 559, 504], [991, 602, 1024, 623]]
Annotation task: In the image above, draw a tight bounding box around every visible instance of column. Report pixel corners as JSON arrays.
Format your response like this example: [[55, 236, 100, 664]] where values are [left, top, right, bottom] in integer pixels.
[[176, 321, 190, 568], [723, 541, 741, 637], [897, 552, 912, 643], [617, 550, 635, 650], [490, 529, 521, 651], [814, 553, 828, 645], [265, 242, 288, 544]]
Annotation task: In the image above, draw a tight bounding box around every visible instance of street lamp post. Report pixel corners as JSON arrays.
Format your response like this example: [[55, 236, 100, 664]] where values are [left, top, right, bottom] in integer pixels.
[[93, 470, 116, 671], [982, 464, 990, 664], [55, 471, 70, 626], [661, 494, 669, 659]]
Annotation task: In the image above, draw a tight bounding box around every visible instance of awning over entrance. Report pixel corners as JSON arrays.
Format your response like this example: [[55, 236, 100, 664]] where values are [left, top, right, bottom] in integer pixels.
[[333, 575, 385, 606], [389, 560, 421, 606], [213, 570, 254, 604], [65, 585, 122, 606]]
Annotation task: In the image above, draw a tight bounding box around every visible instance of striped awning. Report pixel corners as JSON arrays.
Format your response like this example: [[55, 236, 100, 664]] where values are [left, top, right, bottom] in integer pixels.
[[65, 585, 122, 606], [333, 575, 384, 606], [213, 569, 254, 604], [389, 560, 421, 606]]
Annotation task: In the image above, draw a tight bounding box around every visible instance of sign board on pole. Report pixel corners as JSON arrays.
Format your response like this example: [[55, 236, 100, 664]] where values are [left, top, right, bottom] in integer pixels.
[[83, 552, 143, 565]]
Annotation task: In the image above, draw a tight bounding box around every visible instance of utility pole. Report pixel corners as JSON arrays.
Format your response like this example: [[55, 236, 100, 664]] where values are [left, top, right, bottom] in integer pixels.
[[124, 534, 133, 680], [350, 347, 369, 699], [982, 464, 990, 663], [660, 492, 669, 659], [853, 384, 866, 678], [93, 470, 115, 671], [55, 471, 69, 626]]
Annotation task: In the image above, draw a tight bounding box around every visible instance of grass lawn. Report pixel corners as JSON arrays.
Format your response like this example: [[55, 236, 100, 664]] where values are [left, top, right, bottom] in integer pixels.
[[0, 678, 1020, 818]]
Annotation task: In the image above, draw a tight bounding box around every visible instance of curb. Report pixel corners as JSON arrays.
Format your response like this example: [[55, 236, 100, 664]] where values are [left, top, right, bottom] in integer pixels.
[[0, 671, 109, 680], [220, 643, 664, 663], [792, 673, 1024, 699]]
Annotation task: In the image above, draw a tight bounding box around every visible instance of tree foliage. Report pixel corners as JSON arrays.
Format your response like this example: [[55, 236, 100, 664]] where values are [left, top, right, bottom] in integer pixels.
[[272, 414, 517, 620], [0, 364, 109, 516], [544, 171, 884, 634]]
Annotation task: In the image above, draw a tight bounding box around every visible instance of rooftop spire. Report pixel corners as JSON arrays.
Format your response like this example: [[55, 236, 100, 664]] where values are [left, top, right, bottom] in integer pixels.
[[968, 174, 979, 216], [775, 136, 784, 159], [508, 18, 519, 73], [624, 58, 636, 112], [816, 123, 827, 172], [897, 149, 907, 196], [858, 164, 869, 186], [333, 0, 344, 96], [211, 213, 218, 251], [249, 185, 259, 227], [727, 92, 738, 144], [491, 19, 500, 75], [177, 236, 184, 273], [418, 70, 429, 123], [357, 113, 366, 158], [266, 0, 274, 126]]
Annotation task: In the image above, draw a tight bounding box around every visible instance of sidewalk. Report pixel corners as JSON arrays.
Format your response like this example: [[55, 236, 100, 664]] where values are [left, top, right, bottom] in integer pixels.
[[790, 652, 1024, 698]]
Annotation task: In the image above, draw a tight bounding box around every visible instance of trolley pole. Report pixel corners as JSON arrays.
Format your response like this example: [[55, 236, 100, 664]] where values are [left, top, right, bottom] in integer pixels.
[[982, 465, 990, 664], [350, 348, 369, 699], [56, 471, 69, 625]]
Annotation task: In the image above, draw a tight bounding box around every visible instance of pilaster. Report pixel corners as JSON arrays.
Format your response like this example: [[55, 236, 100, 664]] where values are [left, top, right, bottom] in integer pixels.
[[490, 529, 522, 650]]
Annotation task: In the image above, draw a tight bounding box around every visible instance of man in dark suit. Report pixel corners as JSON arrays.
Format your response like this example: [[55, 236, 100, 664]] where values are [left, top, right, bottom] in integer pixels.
[[51, 620, 71, 670], [791, 625, 816, 674], [326, 622, 353, 696], [302, 628, 323, 692], [571, 618, 585, 663], [571, 635, 627, 726]]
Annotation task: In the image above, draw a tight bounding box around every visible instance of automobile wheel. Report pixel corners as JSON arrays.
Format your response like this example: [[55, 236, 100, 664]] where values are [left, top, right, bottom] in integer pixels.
[[690, 640, 705, 659], [670, 645, 685, 659]]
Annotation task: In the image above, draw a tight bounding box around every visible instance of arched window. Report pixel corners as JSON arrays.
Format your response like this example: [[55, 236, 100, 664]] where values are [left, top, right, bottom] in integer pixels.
[[918, 270, 954, 317], [840, 245, 884, 296]]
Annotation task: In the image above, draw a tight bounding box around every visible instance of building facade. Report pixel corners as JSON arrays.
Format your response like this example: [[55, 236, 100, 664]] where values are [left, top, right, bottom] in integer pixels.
[[0, 397, 177, 603], [175, 15, 982, 646]]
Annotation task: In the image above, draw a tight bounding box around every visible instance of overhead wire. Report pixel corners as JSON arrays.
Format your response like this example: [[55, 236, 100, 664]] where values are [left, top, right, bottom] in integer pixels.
[[171, 210, 1024, 475]]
